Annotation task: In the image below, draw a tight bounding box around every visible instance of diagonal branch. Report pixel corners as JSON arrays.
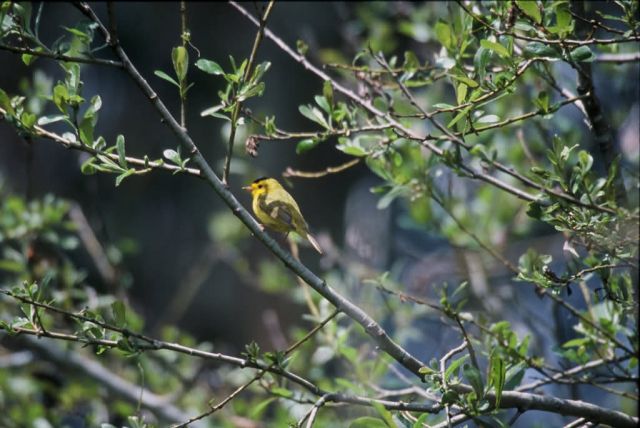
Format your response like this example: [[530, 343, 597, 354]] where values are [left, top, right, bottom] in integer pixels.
[[72, 1, 426, 378], [229, 1, 616, 215]]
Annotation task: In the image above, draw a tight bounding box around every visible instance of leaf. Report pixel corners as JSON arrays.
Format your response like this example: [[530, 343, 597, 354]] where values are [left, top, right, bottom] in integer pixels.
[[412, 414, 429, 428], [463, 364, 484, 398], [349, 417, 388, 428], [523, 42, 560, 59], [115, 169, 137, 187], [296, 138, 320, 154], [456, 82, 468, 105], [323, 80, 334, 108], [315, 95, 331, 114], [371, 402, 397, 428], [476, 114, 500, 124], [163, 149, 180, 164], [20, 112, 36, 129], [111, 301, 126, 326], [434, 21, 452, 49], [299, 104, 330, 129], [78, 117, 94, 146], [172, 46, 189, 82], [480, 39, 510, 58], [270, 386, 293, 398], [337, 144, 368, 157], [0, 88, 15, 115], [22, 53, 37, 66], [449, 74, 479, 88], [569, 46, 595, 62], [195, 58, 224, 75], [154, 70, 179, 87], [447, 105, 472, 129], [53, 84, 69, 112], [488, 352, 506, 408], [516, 0, 542, 24], [445, 354, 469, 380], [504, 362, 527, 390], [116, 135, 126, 167]]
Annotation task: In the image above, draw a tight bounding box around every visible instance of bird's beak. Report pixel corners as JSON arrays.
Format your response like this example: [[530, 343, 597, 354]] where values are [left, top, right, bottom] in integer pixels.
[[241, 185, 253, 192]]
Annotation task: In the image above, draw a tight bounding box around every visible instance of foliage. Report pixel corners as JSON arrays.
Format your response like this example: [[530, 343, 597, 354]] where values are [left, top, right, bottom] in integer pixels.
[[0, 1, 638, 427]]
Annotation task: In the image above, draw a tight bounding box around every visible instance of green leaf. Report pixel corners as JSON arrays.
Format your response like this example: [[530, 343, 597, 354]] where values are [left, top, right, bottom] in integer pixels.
[[154, 70, 179, 87], [450, 74, 479, 88], [20, 112, 36, 129], [195, 58, 224, 75], [323, 80, 334, 108], [38, 114, 67, 126], [349, 417, 388, 428], [115, 169, 136, 187], [446, 354, 469, 380], [21, 53, 37, 66], [296, 138, 320, 154], [270, 386, 293, 398], [517, 0, 542, 24], [315, 95, 331, 114], [111, 301, 126, 326], [337, 144, 368, 157], [456, 82, 468, 105], [447, 105, 472, 128], [480, 39, 510, 58], [116, 135, 126, 167], [476, 114, 500, 124], [0, 88, 15, 115], [371, 402, 397, 428], [504, 362, 527, 390], [488, 352, 506, 408], [523, 42, 560, 59], [163, 149, 181, 164], [434, 21, 452, 49], [53, 84, 69, 113], [569, 46, 595, 62], [296, 39, 309, 56], [84, 95, 102, 119], [172, 46, 189, 82], [463, 364, 484, 398], [299, 104, 330, 129], [79, 117, 94, 146], [412, 414, 429, 428], [248, 397, 276, 419]]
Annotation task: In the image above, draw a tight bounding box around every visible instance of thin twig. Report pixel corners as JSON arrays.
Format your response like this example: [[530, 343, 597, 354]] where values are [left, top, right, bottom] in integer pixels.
[[73, 0, 428, 379], [283, 158, 361, 178], [171, 310, 340, 428], [222, 0, 275, 185], [0, 43, 123, 67]]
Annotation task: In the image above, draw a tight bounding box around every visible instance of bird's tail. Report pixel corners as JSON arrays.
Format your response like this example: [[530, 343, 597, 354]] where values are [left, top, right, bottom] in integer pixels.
[[306, 233, 323, 254]]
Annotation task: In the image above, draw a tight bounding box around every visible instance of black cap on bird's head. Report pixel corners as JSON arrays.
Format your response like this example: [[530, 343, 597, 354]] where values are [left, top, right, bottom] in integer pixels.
[[243, 176, 274, 192]]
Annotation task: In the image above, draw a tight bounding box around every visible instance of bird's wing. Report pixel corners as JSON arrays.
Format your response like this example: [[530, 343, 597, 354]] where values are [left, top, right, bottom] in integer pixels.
[[263, 199, 296, 228]]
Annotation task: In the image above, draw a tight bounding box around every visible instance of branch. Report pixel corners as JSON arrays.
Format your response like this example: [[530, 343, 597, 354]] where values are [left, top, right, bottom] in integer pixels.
[[172, 309, 340, 428], [0, 43, 123, 67], [595, 52, 640, 63], [0, 106, 203, 177], [449, 384, 638, 428], [222, 0, 275, 185], [455, 1, 640, 47], [283, 158, 361, 178], [230, 1, 616, 215], [19, 334, 191, 424], [72, 1, 427, 379]]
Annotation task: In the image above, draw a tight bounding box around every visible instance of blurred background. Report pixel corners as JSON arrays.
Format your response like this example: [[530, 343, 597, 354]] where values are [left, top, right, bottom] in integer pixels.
[[0, 2, 638, 426]]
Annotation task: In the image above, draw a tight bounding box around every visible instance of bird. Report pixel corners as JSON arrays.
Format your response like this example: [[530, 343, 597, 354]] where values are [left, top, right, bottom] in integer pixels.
[[242, 177, 323, 254]]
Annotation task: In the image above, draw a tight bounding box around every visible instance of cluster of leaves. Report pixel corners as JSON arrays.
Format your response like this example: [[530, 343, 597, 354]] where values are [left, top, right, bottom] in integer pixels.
[[0, 1, 638, 427]]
